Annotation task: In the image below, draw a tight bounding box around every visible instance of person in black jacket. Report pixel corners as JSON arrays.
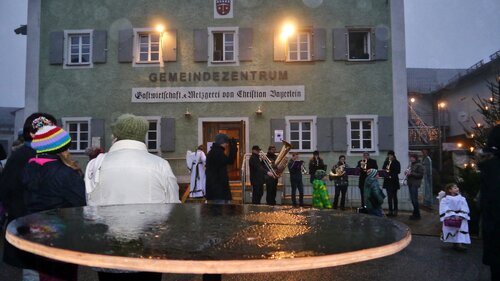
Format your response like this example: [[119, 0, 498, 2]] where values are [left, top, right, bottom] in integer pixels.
[[478, 125, 500, 281], [308, 150, 325, 184], [382, 151, 401, 217], [249, 145, 272, 204], [0, 112, 57, 280], [205, 134, 237, 204], [356, 152, 378, 207], [264, 145, 279, 205], [23, 118, 86, 281], [288, 152, 305, 207]]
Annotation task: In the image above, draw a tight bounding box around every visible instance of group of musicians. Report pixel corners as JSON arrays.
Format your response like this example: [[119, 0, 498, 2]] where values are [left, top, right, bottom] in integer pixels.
[[249, 146, 404, 216]]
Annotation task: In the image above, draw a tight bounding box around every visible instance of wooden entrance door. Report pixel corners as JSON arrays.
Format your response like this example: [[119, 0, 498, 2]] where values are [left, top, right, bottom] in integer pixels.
[[203, 121, 245, 181]]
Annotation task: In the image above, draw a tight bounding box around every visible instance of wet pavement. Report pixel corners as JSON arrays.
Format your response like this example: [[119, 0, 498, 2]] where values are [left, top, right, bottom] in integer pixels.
[[0, 205, 491, 281]]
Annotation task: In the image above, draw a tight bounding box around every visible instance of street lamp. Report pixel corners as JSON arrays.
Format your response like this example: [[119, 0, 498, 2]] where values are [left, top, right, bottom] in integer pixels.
[[437, 102, 447, 172]]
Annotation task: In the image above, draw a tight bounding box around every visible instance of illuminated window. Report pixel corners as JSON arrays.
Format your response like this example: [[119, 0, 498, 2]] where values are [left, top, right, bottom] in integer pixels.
[[287, 31, 311, 62]]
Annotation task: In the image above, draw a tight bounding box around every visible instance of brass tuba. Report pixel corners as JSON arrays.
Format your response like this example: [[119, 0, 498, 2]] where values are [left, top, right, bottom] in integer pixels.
[[260, 140, 293, 178], [329, 163, 345, 177]]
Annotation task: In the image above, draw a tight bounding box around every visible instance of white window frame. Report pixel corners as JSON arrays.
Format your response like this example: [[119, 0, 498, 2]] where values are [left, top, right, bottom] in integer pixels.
[[63, 29, 93, 69], [347, 29, 371, 61], [286, 31, 311, 62], [142, 116, 161, 152], [208, 26, 239, 66], [285, 116, 316, 152], [346, 115, 378, 155], [62, 117, 91, 153], [133, 28, 163, 67]]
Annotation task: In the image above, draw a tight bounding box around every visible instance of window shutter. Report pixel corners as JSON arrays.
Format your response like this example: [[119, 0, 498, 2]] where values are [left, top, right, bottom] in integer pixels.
[[118, 29, 134, 63], [90, 118, 105, 148], [332, 28, 348, 61], [316, 117, 332, 151], [49, 31, 64, 65], [160, 118, 175, 152], [193, 29, 208, 62], [273, 30, 285, 61], [163, 29, 177, 62], [270, 119, 286, 149], [378, 116, 393, 150], [332, 117, 348, 151], [92, 30, 107, 63], [312, 28, 326, 61], [373, 26, 389, 61], [238, 28, 253, 62]]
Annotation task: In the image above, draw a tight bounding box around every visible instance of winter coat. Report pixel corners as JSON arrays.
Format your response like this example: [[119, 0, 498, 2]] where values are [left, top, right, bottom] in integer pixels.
[[382, 158, 401, 190], [205, 143, 236, 201], [0, 144, 37, 268], [249, 153, 267, 186], [406, 161, 424, 187], [364, 174, 385, 210], [330, 162, 349, 187], [439, 194, 471, 244], [356, 158, 378, 188], [478, 154, 500, 267], [23, 155, 86, 214]]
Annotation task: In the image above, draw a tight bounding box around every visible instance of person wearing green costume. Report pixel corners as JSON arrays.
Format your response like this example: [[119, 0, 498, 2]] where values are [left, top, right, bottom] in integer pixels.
[[312, 170, 332, 209]]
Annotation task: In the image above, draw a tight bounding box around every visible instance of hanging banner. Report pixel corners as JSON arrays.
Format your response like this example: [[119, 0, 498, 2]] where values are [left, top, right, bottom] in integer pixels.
[[131, 85, 305, 103]]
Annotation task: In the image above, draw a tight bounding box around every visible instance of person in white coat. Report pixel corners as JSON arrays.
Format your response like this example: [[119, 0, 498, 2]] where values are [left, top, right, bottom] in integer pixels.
[[85, 114, 180, 281], [439, 183, 471, 251], [186, 145, 207, 198]]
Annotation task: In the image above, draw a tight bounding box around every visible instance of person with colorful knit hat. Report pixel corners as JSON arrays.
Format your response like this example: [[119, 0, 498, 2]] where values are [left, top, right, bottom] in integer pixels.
[[22, 116, 86, 281], [363, 168, 386, 217], [312, 169, 332, 209]]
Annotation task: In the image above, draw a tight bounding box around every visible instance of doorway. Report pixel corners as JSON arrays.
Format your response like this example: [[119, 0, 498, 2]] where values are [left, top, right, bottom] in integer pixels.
[[202, 120, 246, 181]]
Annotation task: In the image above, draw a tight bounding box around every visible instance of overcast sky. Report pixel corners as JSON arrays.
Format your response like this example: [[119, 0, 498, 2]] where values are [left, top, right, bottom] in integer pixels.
[[1, 0, 500, 108]]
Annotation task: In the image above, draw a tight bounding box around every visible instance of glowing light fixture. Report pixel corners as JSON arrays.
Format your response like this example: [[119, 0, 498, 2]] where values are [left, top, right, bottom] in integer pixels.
[[280, 23, 296, 40], [457, 143, 463, 148], [410, 97, 415, 103], [156, 24, 165, 33], [438, 102, 446, 109], [469, 146, 475, 152]]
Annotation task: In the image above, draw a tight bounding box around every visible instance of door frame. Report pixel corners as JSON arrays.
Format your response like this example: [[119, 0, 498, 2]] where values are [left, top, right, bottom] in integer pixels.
[[198, 117, 249, 154]]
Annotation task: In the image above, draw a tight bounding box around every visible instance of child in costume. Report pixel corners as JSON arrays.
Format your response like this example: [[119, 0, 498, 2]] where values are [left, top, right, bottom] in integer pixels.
[[312, 170, 332, 209], [439, 183, 471, 251], [364, 168, 385, 217]]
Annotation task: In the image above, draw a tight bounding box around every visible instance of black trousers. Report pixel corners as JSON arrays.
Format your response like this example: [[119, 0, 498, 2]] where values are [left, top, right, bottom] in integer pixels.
[[265, 176, 278, 205], [386, 187, 398, 212], [251, 183, 264, 204], [333, 185, 348, 209]]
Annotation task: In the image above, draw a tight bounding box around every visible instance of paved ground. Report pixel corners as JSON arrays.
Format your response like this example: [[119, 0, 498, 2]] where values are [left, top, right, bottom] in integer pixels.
[[0, 206, 491, 281]]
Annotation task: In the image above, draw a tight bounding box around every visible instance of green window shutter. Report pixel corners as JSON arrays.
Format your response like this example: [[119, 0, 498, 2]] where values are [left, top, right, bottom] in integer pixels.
[[118, 29, 133, 63], [49, 31, 64, 65], [332, 117, 347, 151], [373, 26, 389, 61], [90, 118, 105, 148], [316, 118, 332, 151], [193, 29, 208, 62], [163, 29, 177, 62], [238, 28, 253, 62], [332, 28, 347, 61], [273, 30, 285, 61], [270, 119, 286, 149], [92, 30, 107, 63], [378, 116, 393, 151], [161, 118, 175, 152], [312, 28, 326, 61]]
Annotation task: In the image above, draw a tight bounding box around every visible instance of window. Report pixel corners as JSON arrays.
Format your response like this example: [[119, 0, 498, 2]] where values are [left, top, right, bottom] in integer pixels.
[[64, 30, 93, 68], [287, 31, 311, 62], [143, 117, 161, 152], [62, 117, 91, 153], [348, 30, 370, 61], [208, 27, 238, 65], [133, 28, 163, 66], [286, 116, 316, 152], [346, 115, 378, 154]]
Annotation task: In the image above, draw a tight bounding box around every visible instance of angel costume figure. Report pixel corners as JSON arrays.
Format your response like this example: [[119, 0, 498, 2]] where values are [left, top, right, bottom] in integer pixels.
[[186, 145, 207, 198], [439, 184, 471, 250]]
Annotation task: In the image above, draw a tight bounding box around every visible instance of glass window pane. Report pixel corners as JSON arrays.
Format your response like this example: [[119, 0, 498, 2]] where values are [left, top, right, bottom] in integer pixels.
[[140, 53, 148, 61], [302, 122, 311, 130], [81, 35, 90, 44], [81, 55, 89, 63], [149, 122, 156, 130], [148, 141, 156, 149], [302, 132, 310, 140], [71, 55, 79, 63], [70, 142, 77, 150], [80, 133, 88, 141], [69, 123, 77, 131], [302, 141, 311, 150], [150, 34, 159, 42], [363, 131, 371, 139], [291, 141, 300, 148], [140, 35, 148, 43], [80, 142, 88, 150], [351, 131, 360, 139], [363, 140, 372, 149], [148, 132, 156, 139], [290, 123, 299, 130], [351, 140, 360, 149], [150, 53, 159, 61], [225, 33, 233, 42], [151, 45, 159, 52], [80, 123, 88, 131], [351, 121, 359, 129], [362, 121, 371, 129], [291, 132, 299, 140], [225, 53, 233, 60], [289, 53, 298, 60]]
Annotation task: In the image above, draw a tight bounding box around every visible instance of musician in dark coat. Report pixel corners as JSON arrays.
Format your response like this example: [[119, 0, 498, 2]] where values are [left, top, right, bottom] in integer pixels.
[[249, 145, 272, 204], [382, 151, 401, 216], [264, 145, 278, 205], [356, 152, 378, 207], [205, 134, 236, 203]]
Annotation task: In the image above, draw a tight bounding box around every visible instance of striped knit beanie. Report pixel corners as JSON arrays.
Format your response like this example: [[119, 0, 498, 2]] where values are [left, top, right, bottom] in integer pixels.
[[366, 168, 378, 178], [31, 125, 72, 154]]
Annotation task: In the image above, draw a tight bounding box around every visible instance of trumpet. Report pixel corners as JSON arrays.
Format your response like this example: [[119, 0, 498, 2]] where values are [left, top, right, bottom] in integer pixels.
[[360, 159, 367, 171], [385, 160, 392, 173], [300, 162, 308, 175]]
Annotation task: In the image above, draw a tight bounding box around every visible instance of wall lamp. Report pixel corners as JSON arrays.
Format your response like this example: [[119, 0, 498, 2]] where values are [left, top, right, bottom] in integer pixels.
[[255, 106, 263, 115], [184, 108, 192, 118]]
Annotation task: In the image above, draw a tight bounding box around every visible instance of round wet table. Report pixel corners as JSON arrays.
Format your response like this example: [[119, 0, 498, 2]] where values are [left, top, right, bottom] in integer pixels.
[[6, 204, 411, 280]]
